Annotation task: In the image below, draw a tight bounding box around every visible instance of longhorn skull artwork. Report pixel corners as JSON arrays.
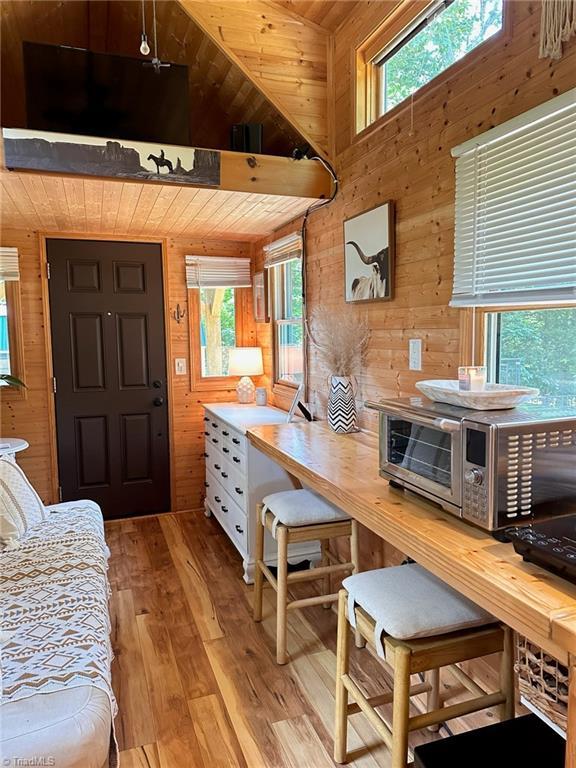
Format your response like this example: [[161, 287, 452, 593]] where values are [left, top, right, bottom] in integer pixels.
[[344, 201, 395, 303]]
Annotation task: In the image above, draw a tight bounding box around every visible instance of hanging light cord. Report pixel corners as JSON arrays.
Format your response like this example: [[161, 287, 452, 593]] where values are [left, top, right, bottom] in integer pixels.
[[141, 0, 146, 37], [152, 0, 159, 61]]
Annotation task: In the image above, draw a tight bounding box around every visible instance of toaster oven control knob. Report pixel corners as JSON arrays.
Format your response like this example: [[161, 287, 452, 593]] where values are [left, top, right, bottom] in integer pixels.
[[465, 468, 484, 486]]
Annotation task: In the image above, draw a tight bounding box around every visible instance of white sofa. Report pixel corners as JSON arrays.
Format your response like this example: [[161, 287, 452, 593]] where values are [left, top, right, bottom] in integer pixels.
[[0, 498, 116, 768]]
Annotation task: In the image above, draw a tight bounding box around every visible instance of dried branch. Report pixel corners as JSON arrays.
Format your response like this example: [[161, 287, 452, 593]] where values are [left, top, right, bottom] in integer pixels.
[[308, 308, 370, 377]]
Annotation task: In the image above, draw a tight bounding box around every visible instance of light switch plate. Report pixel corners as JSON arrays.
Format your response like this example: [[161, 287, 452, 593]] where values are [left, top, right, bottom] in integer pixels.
[[175, 358, 187, 375], [409, 339, 422, 371]]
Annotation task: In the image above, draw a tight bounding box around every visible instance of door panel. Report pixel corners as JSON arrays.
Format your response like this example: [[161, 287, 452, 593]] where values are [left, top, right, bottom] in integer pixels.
[[48, 239, 170, 519]]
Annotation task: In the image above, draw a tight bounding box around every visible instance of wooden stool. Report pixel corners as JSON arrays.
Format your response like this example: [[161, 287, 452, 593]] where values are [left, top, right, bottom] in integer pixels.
[[334, 565, 515, 768], [253, 489, 360, 665]]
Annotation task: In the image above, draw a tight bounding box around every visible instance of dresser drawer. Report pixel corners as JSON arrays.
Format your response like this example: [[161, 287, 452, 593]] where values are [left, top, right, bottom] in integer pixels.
[[214, 458, 247, 512], [205, 471, 247, 554], [225, 428, 246, 456]]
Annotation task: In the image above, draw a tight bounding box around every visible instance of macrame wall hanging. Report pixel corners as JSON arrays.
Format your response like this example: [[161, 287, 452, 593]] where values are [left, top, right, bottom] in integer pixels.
[[539, 0, 576, 59]]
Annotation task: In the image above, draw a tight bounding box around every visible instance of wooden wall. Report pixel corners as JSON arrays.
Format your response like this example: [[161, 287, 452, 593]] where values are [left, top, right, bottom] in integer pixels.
[[0, 228, 258, 511], [256, 0, 576, 434], [252, 0, 576, 576]]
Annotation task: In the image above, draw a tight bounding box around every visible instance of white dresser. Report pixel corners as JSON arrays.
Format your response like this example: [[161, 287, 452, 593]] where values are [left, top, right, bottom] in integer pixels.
[[203, 403, 319, 582]]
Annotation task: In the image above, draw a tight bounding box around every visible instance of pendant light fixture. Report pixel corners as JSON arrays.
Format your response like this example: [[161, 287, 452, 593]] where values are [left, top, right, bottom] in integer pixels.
[[139, 0, 170, 73], [139, 0, 150, 56]]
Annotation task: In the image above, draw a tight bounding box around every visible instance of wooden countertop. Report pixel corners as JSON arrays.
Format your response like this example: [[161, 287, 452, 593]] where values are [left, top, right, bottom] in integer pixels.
[[247, 421, 576, 663]]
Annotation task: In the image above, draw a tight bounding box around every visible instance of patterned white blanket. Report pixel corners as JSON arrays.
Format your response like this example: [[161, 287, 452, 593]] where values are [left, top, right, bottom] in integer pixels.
[[1, 501, 118, 767]]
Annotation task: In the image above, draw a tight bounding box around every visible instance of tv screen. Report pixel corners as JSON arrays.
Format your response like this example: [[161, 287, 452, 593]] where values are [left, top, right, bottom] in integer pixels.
[[23, 42, 190, 146]]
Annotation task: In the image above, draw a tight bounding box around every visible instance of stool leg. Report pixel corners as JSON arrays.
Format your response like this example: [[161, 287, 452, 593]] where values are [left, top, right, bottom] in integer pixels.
[[499, 625, 516, 721], [334, 589, 350, 764], [320, 539, 331, 609], [391, 645, 411, 768], [276, 525, 289, 665], [253, 504, 265, 622], [426, 668, 441, 732], [350, 521, 364, 649]]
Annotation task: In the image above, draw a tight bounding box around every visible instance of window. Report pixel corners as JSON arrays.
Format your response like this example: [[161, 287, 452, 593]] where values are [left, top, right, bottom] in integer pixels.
[[199, 287, 236, 377], [0, 279, 10, 376], [358, 0, 504, 130], [0, 247, 24, 394], [485, 308, 576, 408], [186, 255, 251, 388], [264, 233, 305, 387], [273, 259, 304, 385], [377, 0, 503, 117]]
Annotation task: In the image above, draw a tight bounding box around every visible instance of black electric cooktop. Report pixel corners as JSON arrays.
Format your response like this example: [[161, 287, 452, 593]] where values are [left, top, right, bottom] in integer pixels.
[[506, 514, 576, 583]]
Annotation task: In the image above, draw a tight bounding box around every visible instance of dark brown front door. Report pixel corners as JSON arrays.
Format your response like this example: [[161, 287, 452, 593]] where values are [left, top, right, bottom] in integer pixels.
[[47, 239, 170, 519]]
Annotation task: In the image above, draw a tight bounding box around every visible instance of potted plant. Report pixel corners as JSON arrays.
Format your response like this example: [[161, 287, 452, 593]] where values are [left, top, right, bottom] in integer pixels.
[[309, 308, 370, 433], [0, 374, 26, 388]]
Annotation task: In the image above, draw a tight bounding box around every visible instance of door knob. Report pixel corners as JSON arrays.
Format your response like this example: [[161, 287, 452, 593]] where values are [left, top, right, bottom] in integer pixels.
[[153, 396, 164, 407]]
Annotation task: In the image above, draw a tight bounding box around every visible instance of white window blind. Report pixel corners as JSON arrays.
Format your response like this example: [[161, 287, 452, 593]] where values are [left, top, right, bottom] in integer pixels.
[[0, 247, 20, 281], [263, 232, 303, 269], [451, 88, 576, 307], [185, 256, 251, 289]]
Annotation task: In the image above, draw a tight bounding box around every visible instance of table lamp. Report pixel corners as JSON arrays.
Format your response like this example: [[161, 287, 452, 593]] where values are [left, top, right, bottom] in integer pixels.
[[228, 347, 264, 403]]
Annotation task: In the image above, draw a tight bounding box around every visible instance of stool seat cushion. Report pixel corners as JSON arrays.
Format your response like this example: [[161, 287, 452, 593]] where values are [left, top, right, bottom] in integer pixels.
[[262, 489, 349, 534], [343, 564, 494, 658]]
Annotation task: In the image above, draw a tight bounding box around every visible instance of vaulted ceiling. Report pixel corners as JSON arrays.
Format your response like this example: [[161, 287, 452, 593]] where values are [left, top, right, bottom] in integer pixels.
[[0, 0, 323, 156], [272, 0, 360, 32]]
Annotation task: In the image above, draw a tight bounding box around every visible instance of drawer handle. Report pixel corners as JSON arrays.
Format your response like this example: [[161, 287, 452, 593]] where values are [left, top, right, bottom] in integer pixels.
[[223, 447, 230, 454], [221, 472, 228, 479], [235, 524, 244, 534], [232, 438, 240, 445], [233, 456, 240, 464], [234, 486, 243, 495], [204, 481, 210, 488], [212, 438, 219, 444], [203, 452, 208, 458], [214, 463, 221, 470], [204, 431, 210, 436], [222, 505, 228, 513], [215, 495, 221, 503], [204, 416, 210, 422], [212, 422, 218, 428], [222, 430, 229, 436]]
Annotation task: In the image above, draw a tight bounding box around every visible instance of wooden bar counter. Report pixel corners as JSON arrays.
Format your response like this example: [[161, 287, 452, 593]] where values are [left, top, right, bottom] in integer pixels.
[[247, 420, 576, 764]]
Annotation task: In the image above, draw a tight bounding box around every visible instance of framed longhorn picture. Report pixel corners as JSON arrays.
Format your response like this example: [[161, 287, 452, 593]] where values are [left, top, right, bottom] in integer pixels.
[[344, 201, 395, 303]]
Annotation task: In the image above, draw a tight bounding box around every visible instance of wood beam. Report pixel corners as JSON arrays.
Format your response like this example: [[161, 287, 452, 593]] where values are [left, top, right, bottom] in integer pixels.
[[176, 0, 330, 158]]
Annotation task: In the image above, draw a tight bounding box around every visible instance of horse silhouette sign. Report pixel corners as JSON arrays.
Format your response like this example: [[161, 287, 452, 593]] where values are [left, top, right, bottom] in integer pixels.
[[344, 201, 395, 303], [2, 128, 221, 188]]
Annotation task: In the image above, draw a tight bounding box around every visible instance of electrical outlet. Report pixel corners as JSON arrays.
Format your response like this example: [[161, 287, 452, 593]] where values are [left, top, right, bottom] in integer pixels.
[[409, 339, 422, 371], [175, 358, 187, 375]]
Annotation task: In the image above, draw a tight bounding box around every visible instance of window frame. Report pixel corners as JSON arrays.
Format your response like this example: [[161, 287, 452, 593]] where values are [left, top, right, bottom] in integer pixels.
[[355, 0, 510, 137], [0, 279, 26, 401], [269, 260, 305, 392], [188, 285, 252, 391], [460, 304, 576, 371]]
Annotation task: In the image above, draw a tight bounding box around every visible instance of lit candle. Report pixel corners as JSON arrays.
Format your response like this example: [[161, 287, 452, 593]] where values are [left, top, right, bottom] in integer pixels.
[[458, 366, 487, 392]]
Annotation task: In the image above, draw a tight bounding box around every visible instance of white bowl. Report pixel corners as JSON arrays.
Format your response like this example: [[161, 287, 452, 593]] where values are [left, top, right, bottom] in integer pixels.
[[415, 380, 540, 410]]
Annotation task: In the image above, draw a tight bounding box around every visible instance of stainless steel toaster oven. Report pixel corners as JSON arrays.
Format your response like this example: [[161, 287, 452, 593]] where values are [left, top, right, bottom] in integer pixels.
[[366, 397, 576, 531]]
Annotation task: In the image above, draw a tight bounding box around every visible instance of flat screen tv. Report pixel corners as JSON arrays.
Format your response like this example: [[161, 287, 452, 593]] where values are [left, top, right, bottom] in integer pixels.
[[23, 42, 190, 146]]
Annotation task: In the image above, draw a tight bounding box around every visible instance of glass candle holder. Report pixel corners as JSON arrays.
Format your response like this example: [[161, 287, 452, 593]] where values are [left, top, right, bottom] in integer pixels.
[[458, 365, 487, 392]]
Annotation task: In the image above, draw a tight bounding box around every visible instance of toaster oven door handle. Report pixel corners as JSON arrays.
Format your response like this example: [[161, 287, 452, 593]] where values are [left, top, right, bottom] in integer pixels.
[[370, 402, 461, 432]]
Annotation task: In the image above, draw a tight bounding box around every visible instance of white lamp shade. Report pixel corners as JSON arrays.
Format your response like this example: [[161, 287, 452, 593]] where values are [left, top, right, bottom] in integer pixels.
[[228, 347, 264, 377]]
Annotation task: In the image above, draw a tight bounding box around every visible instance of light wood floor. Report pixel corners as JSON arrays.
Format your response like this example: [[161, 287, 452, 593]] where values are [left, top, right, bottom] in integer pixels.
[[107, 511, 501, 768]]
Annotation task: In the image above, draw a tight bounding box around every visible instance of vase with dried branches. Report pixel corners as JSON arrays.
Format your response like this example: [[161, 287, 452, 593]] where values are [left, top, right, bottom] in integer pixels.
[[308, 308, 370, 433]]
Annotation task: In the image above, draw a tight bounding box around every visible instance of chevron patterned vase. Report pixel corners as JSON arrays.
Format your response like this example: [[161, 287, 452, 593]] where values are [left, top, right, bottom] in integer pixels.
[[327, 376, 359, 434]]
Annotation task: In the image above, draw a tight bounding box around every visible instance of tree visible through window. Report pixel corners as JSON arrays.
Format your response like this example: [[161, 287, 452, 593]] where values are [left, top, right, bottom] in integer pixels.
[[378, 0, 503, 116], [486, 308, 576, 408], [199, 287, 236, 377], [273, 259, 304, 385]]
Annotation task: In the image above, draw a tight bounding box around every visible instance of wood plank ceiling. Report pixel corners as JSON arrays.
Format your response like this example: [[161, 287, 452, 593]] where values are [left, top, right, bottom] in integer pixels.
[[0, 169, 314, 240], [178, 0, 330, 156], [0, 0, 309, 156], [272, 0, 361, 32]]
